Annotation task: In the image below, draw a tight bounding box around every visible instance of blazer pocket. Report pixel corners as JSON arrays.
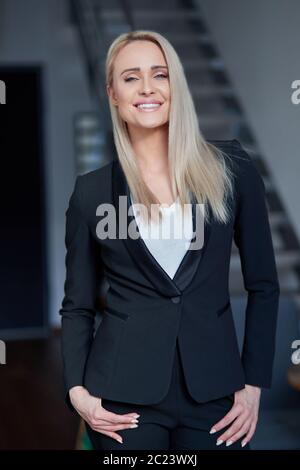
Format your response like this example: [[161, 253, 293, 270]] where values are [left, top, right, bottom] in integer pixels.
[[104, 306, 129, 322], [216, 300, 231, 318]]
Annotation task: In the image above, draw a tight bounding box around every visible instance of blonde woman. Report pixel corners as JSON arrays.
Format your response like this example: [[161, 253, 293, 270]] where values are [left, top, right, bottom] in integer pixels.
[[59, 31, 280, 451]]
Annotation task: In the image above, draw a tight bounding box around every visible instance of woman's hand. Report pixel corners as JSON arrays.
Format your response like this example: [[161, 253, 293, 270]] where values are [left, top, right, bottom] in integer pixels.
[[69, 386, 140, 444], [209, 384, 261, 448]]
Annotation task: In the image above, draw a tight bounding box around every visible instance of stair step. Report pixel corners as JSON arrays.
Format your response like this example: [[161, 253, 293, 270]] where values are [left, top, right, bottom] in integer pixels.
[[229, 267, 300, 294], [99, 9, 204, 20], [262, 175, 273, 191], [102, 16, 207, 35], [269, 212, 287, 226], [184, 58, 225, 70], [166, 32, 211, 43], [230, 250, 300, 270], [231, 226, 284, 251], [202, 126, 233, 141], [197, 114, 245, 127], [194, 98, 227, 115], [271, 230, 285, 250], [193, 84, 235, 96], [236, 143, 260, 154]]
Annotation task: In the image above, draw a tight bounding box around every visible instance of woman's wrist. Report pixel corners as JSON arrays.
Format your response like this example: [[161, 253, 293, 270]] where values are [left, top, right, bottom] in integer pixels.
[[69, 385, 89, 404], [245, 384, 261, 393]]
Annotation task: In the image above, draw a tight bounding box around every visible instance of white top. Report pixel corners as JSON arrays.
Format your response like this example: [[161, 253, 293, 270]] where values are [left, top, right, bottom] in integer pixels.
[[129, 192, 194, 279]]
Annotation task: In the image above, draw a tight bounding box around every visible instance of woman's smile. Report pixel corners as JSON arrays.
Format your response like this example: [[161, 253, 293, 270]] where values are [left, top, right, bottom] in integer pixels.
[[134, 102, 164, 112]]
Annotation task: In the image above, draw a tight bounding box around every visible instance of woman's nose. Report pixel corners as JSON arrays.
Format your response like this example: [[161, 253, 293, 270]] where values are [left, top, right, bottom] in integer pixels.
[[139, 77, 154, 94]]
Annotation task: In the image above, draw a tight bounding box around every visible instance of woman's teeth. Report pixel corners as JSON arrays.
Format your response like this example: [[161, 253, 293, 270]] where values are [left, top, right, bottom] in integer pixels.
[[136, 103, 161, 110]]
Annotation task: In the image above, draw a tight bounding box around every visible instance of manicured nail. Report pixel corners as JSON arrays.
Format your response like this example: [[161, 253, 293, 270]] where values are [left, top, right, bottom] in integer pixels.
[[117, 438, 123, 444], [209, 428, 217, 434], [216, 439, 223, 446], [226, 440, 233, 447], [241, 440, 247, 448], [130, 424, 138, 428], [131, 418, 139, 423], [134, 414, 140, 418]]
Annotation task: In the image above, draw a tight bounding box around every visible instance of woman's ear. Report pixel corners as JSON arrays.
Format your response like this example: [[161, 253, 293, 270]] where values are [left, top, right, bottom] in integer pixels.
[[107, 84, 118, 106]]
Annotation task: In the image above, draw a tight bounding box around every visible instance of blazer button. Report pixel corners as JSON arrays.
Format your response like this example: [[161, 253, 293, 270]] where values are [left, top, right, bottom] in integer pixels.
[[171, 296, 181, 304]]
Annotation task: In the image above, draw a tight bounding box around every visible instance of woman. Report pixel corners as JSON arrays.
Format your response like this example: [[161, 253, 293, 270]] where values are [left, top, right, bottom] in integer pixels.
[[59, 30, 280, 451]]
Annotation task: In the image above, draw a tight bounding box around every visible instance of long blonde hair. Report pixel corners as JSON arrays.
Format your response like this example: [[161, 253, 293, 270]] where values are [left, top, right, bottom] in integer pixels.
[[105, 30, 235, 225]]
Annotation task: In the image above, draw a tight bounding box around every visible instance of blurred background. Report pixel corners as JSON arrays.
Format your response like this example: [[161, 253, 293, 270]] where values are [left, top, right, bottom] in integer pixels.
[[0, 0, 300, 450]]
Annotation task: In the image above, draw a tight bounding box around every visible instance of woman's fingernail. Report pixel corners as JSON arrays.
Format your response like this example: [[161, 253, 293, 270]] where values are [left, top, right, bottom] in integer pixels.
[[117, 438, 123, 444], [226, 440, 233, 447], [216, 439, 223, 446], [134, 414, 140, 418], [241, 440, 247, 448], [130, 424, 138, 428], [131, 418, 139, 423], [209, 428, 217, 434]]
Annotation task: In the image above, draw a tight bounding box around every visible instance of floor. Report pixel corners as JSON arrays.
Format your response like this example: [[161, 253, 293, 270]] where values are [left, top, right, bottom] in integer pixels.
[[0, 331, 79, 450]]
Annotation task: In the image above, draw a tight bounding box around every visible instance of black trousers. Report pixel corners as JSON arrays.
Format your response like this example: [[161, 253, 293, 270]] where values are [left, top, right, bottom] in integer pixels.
[[85, 339, 251, 450]]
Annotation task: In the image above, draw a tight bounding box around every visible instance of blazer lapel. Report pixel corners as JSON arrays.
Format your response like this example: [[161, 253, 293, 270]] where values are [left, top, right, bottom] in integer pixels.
[[173, 199, 211, 291], [112, 158, 211, 297]]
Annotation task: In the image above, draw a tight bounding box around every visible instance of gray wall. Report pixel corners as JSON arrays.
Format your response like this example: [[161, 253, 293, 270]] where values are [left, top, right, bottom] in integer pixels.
[[0, 0, 93, 327], [198, 0, 300, 239]]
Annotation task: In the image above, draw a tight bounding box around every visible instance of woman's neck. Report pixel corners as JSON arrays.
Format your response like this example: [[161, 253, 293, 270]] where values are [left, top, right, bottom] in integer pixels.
[[129, 124, 169, 174]]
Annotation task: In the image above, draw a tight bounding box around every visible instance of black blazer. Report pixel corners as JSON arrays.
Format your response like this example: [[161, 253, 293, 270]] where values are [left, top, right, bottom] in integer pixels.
[[59, 139, 280, 413]]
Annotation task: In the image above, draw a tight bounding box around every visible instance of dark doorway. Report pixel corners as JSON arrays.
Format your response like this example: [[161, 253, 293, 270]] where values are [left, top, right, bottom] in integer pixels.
[[0, 66, 48, 339]]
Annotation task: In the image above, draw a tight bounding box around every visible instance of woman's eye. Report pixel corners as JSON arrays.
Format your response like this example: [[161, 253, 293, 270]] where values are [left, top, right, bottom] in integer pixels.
[[124, 74, 168, 83], [124, 77, 137, 82], [155, 74, 168, 79]]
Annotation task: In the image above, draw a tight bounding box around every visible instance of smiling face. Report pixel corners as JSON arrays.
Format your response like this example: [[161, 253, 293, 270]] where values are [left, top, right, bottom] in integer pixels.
[[107, 40, 170, 131]]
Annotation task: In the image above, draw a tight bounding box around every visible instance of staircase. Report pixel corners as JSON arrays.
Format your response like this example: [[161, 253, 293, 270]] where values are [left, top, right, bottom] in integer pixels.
[[69, 0, 300, 450], [70, 0, 300, 308]]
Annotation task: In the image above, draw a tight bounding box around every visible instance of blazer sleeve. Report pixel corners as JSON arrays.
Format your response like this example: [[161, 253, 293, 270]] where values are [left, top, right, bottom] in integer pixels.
[[232, 140, 280, 388], [59, 175, 103, 412]]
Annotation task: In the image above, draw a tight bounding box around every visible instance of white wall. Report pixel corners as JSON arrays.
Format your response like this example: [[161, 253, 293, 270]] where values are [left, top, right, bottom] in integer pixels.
[[0, 0, 93, 327], [198, 0, 300, 238]]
